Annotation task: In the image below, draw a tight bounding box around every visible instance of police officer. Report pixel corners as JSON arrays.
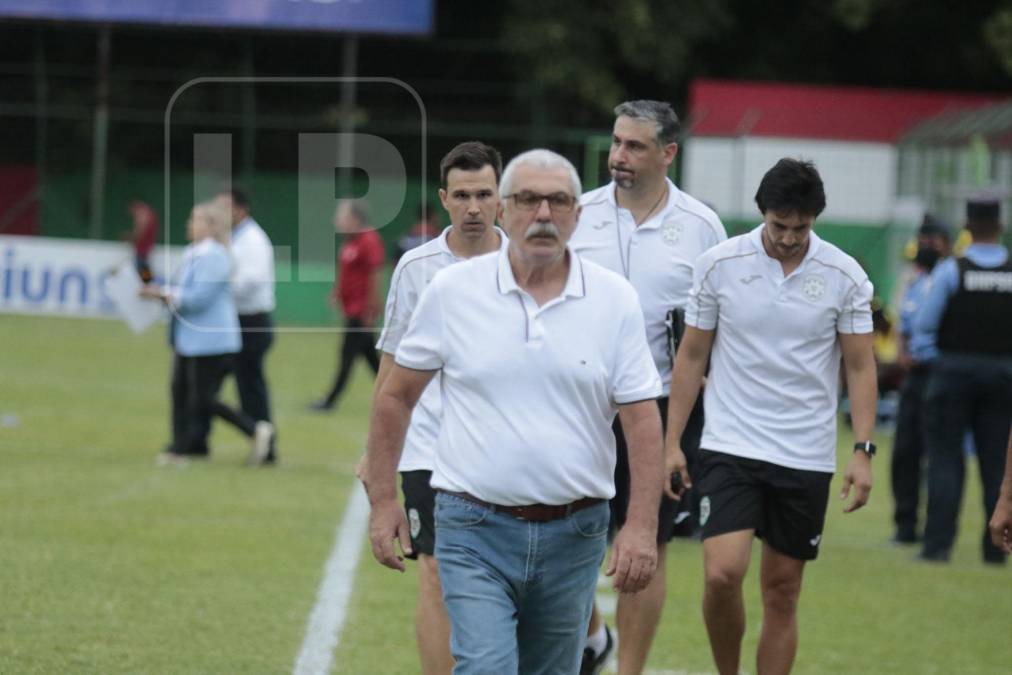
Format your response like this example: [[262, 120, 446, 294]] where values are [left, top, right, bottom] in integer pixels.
[[913, 193, 1012, 564], [889, 215, 952, 544]]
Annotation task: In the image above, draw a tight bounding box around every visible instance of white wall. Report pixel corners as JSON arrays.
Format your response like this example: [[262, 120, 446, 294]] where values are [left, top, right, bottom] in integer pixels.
[[683, 136, 897, 224]]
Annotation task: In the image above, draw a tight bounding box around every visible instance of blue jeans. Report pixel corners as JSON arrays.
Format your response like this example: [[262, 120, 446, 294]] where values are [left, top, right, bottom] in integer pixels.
[[434, 492, 609, 675]]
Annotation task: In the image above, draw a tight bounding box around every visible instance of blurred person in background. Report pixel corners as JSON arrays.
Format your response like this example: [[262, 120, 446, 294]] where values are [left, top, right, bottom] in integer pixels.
[[126, 200, 159, 283], [395, 203, 442, 263], [570, 99, 727, 675], [310, 199, 385, 412], [216, 186, 278, 465], [140, 202, 267, 466], [360, 140, 507, 674], [888, 214, 951, 544], [913, 193, 1012, 565]]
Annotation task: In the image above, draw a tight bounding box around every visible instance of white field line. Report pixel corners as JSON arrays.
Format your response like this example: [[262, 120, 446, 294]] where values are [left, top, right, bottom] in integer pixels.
[[293, 481, 370, 675]]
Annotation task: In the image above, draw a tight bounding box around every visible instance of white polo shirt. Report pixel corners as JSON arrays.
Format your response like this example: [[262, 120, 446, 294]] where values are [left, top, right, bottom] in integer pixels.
[[686, 225, 873, 472], [395, 248, 662, 505], [571, 179, 726, 394], [376, 226, 508, 472], [230, 217, 276, 315]]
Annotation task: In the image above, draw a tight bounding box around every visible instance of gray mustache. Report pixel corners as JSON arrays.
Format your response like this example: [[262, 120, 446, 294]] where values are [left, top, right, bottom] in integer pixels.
[[525, 221, 560, 240]]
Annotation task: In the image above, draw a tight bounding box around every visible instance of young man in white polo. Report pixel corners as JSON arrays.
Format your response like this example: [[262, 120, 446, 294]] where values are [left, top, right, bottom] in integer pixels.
[[665, 158, 877, 675], [366, 149, 665, 674], [570, 99, 726, 675], [360, 141, 508, 674]]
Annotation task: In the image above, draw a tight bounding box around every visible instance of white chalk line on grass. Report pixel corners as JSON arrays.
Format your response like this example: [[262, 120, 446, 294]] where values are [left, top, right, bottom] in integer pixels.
[[293, 481, 370, 675]]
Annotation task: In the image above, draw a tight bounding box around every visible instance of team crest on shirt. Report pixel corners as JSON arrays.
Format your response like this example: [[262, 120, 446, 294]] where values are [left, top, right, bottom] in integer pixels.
[[408, 508, 421, 539], [699, 496, 711, 526], [802, 274, 827, 301], [661, 217, 682, 245]]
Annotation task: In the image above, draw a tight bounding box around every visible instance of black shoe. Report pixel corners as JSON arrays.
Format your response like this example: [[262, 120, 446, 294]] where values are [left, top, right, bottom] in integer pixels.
[[580, 625, 614, 675], [915, 549, 950, 563], [308, 399, 334, 412], [890, 531, 919, 545]]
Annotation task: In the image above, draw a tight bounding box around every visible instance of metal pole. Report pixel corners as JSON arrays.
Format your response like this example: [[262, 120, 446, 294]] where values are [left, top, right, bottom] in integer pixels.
[[336, 34, 358, 200], [242, 38, 256, 180], [88, 24, 111, 239], [34, 30, 48, 234]]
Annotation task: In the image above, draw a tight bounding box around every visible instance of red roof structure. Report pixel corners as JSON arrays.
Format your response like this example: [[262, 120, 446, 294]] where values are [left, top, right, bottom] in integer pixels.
[[687, 79, 1003, 143]]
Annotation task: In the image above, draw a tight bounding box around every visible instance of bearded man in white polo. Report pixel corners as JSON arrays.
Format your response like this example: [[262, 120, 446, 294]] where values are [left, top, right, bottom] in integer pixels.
[[665, 158, 877, 675], [366, 149, 665, 674]]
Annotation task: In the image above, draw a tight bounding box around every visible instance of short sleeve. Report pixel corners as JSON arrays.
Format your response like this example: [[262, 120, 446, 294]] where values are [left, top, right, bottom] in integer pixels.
[[376, 262, 416, 353], [685, 255, 719, 330], [838, 276, 874, 334], [394, 278, 445, 371], [611, 291, 663, 404], [367, 232, 386, 269]]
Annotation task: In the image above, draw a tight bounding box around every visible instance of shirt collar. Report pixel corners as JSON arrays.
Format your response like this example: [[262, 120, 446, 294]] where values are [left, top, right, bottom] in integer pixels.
[[748, 223, 822, 265], [439, 225, 508, 258], [607, 177, 680, 230], [496, 245, 586, 299], [232, 216, 255, 238]]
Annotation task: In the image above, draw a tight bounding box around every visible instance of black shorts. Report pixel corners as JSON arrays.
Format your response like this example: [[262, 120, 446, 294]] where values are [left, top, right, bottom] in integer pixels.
[[610, 395, 704, 543], [695, 449, 832, 561], [400, 470, 436, 559]]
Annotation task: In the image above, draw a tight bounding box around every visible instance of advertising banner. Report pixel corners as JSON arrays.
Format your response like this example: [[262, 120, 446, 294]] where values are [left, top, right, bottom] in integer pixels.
[[0, 0, 433, 35], [0, 235, 181, 321]]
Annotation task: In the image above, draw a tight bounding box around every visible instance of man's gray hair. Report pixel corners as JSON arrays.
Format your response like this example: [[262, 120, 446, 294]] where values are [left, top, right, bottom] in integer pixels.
[[499, 149, 582, 199], [614, 100, 681, 146], [337, 198, 370, 226]]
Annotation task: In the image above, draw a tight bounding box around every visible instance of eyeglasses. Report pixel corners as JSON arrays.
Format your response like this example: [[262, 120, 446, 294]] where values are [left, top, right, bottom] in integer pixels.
[[506, 191, 577, 213]]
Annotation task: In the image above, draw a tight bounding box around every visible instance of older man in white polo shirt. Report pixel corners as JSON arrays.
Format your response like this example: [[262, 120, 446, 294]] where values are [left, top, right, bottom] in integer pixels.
[[665, 158, 877, 675], [366, 149, 665, 674], [571, 99, 726, 675]]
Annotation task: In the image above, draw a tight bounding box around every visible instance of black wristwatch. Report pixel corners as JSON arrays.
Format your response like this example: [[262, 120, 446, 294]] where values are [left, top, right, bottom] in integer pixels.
[[854, 441, 877, 457]]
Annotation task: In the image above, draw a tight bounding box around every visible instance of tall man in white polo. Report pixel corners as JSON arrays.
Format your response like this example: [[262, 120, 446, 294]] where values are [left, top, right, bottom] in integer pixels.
[[217, 186, 277, 464], [571, 99, 726, 675], [366, 149, 665, 674], [665, 159, 877, 675], [367, 141, 508, 674]]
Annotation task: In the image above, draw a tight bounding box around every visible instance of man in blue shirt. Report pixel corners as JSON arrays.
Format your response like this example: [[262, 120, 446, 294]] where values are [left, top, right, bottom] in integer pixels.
[[913, 193, 1012, 564], [889, 215, 951, 544]]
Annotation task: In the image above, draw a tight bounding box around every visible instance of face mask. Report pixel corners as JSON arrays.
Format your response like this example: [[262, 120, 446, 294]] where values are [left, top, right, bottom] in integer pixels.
[[914, 246, 940, 270]]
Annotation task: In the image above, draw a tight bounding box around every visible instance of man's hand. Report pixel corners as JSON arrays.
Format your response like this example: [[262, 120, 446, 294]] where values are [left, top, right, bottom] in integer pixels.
[[988, 492, 1012, 554], [841, 451, 873, 513], [664, 444, 692, 501], [138, 285, 165, 301], [605, 522, 657, 594], [369, 498, 412, 572]]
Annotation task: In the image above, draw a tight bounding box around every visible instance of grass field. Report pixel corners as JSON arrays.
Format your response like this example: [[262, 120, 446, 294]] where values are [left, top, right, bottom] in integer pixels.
[[1, 313, 1009, 674]]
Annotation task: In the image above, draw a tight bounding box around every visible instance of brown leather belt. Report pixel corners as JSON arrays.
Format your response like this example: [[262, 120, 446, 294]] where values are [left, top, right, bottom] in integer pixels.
[[438, 490, 603, 523]]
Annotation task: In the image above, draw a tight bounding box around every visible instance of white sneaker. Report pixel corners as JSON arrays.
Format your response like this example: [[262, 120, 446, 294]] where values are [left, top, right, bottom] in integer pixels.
[[248, 421, 274, 466]]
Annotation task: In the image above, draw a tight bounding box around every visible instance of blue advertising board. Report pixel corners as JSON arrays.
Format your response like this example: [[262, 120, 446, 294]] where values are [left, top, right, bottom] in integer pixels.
[[0, 0, 432, 35]]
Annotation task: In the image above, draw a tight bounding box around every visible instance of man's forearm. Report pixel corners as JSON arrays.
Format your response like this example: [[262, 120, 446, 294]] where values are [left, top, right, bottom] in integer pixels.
[[365, 392, 413, 503], [665, 352, 707, 449], [847, 360, 878, 443], [622, 408, 663, 528]]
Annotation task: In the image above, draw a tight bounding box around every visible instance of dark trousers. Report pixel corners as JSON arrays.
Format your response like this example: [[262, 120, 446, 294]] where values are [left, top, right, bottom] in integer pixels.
[[923, 356, 1012, 562], [890, 365, 932, 539], [213, 312, 275, 459], [171, 353, 249, 456], [321, 317, 380, 407], [234, 312, 275, 423]]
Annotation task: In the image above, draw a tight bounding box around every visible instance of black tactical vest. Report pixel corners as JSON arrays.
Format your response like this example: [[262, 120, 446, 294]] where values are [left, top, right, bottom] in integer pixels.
[[937, 255, 1012, 357]]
